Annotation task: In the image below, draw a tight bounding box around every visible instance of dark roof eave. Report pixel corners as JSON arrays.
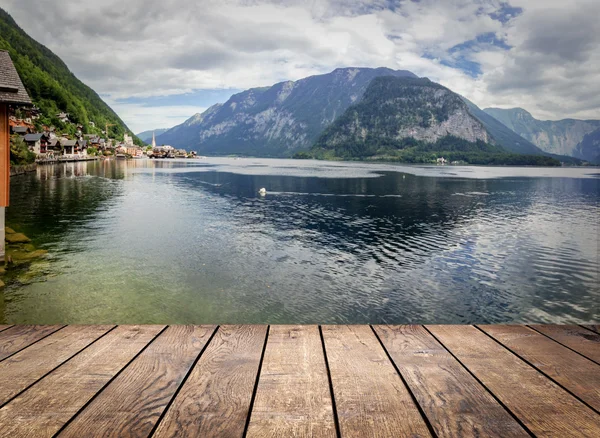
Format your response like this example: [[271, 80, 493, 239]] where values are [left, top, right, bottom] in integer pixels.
[[2, 99, 34, 107]]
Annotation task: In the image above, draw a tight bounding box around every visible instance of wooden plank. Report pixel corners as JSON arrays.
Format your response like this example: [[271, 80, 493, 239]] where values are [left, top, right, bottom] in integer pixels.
[[153, 325, 267, 437], [582, 325, 600, 334], [322, 325, 431, 438], [481, 325, 600, 412], [0, 325, 64, 361], [0, 325, 12, 333], [428, 325, 600, 437], [246, 325, 336, 438], [530, 325, 600, 363], [0, 325, 164, 438], [375, 325, 528, 438], [0, 325, 114, 406], [58, 325, 216, 438]]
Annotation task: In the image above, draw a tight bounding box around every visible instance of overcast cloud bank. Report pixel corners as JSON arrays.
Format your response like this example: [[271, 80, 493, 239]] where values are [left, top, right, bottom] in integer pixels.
[[4, 0, 599, 132]]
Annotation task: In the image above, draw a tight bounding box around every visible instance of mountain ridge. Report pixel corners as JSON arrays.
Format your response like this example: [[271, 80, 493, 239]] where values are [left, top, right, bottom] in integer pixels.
[[483, 107, 600, 161], [156, 67, 418, 156], [307, 76, 559, 165], [136, 128, 169, 143]]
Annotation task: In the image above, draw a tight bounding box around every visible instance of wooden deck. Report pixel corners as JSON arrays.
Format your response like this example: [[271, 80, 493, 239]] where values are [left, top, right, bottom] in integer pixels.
[[0, 324, 598, 437]]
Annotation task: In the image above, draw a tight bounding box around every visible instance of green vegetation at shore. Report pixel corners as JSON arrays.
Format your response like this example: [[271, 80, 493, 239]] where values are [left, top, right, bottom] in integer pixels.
[[297, 135, 562, 166], [1, 227, 48, 290], [10, 135, 35, 165]]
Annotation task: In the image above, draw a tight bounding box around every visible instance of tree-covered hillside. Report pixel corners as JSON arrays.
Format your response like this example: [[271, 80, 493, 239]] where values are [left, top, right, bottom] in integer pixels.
[[0, 8, 140, 143], [307, 77, 561, 166]]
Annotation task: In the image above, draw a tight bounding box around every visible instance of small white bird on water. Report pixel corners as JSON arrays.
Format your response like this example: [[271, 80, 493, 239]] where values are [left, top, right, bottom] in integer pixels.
[[259, 188, 267, 196]]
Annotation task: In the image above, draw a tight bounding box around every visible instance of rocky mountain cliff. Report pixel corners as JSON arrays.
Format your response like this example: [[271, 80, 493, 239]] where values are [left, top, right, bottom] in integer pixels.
[[308, 76, 562, 166], [483, 107, 600, 159], [156, 67, 417, 156], [313, 77, 502, 156], [574, 128, 600, 164]]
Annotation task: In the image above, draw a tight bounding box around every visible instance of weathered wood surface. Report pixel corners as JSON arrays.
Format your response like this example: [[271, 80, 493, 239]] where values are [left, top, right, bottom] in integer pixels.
[[530, 324, 600, 364], [0, 324, 599, 438], [583, 325, 600, 334], [58, 325, 215, 438], [0, 325, 64, 361], [0, 325, 164, 438], [247, 325, 336, 438], [0, 325, 114, 407], [374, 325, 528, 437], [152, 325, 267, 437], [480, 324, 600, 412], [322, 325, 431, 438], [428, 325, 600, 437], [0, 325, 12, 333]]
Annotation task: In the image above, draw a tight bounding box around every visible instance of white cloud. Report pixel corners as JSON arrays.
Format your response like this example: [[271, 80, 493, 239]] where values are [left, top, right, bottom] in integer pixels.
[[107, 102, 208, 134], [3, 0, 599, 132]]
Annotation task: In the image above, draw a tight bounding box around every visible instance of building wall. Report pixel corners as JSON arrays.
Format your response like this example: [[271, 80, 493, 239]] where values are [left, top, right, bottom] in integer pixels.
[[1, 104, 9, 207]]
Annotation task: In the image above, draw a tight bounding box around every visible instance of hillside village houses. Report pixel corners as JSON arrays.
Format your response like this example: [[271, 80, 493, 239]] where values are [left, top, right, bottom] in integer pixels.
[[9, 109, 146, 160]]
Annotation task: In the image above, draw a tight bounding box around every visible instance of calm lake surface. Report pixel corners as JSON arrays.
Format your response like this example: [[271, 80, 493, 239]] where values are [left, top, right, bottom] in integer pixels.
[[3, 158, 599, 324]]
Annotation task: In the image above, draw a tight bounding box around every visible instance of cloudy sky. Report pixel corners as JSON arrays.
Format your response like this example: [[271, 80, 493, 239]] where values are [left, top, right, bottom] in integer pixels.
[[3, 0, 599, 133]]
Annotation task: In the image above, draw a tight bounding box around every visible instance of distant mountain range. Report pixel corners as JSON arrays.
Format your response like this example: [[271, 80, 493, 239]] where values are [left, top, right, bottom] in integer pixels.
[[308, 76, 560, 165], [0, 8, 139, 143], [483, 108, 600, 163], [156, 67, 417, 156], [157, 67, 581, 164], [136, 128, 169, 143]]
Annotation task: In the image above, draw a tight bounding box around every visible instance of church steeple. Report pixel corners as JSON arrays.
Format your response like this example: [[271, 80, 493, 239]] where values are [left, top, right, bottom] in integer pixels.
[[151, 131, 156, 148]]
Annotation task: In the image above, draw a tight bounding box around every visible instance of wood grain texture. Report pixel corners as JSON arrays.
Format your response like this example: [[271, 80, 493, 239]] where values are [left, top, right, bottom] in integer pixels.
[[58, 325, 216, 438], [0, 325, 64, 361], [480, 325, 600, 412], [530, 325, 600, 363], [322, 325, 431, 438], [0, 325, 114, 406], [428, 325, 600, 437], [246, 325, 336, 438], [0, 325, 12, 333], [0, 325, 164, 438], [374, 325, 528, 438], [582, 325, 600, 334], [153, 325, 267, 438]]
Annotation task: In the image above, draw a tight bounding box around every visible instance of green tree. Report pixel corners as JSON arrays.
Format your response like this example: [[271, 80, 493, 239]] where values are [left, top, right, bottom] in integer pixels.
[[10, 135, 36, 165]]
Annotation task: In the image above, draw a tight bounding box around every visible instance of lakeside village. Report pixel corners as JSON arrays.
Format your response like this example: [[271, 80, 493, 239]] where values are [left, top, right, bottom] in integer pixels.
[[9, 107, 197, 165]]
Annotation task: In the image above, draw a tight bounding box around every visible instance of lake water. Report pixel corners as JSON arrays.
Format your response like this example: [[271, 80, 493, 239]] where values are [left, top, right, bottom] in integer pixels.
[[2, 158, 599, 324]]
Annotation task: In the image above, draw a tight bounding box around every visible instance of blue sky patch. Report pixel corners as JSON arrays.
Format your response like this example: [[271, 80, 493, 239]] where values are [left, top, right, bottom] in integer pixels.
[[115, 89, 241, 108], [489, 2, 523, 24]]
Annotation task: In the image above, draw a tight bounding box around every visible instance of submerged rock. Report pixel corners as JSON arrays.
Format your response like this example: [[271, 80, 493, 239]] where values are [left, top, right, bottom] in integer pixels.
[[5, 233, 31, 244], [5, 227, 15, 234], [7, 248, 47, 262]]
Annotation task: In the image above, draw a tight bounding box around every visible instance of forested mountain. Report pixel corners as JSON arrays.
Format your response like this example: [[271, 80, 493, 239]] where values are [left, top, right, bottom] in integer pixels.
[[483, 107, 600, 160], [156, 67, 417, 156], [307, 76, 560, 165], [0, 8, 140, 143]]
